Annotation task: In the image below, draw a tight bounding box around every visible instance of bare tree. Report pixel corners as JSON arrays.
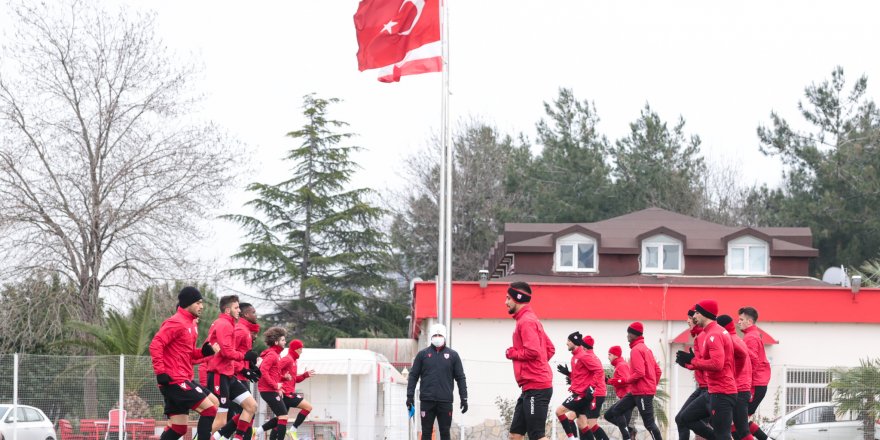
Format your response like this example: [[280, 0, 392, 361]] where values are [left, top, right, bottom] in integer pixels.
[[696, 154, 755, 226], [0, 0, 240, 322]]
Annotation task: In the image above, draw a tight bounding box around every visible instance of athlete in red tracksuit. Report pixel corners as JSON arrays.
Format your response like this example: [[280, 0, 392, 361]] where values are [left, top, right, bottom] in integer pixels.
[[205, 296, 259, 440], [607, 346, 636, 439], [604, 322, 663, 440], [675, 308, 711, 440], [554, 332, 596, 439], [579, 336, 610, 440], [504, 282, 555, 440], [215, 303, 262, 440], [257, 340, 316, 438], [257, 327, 288, 440], [677, 300, 737, 440], [718, 315, 754, 440], [149, 286, 220, 440], [738, 306, 771, 440]]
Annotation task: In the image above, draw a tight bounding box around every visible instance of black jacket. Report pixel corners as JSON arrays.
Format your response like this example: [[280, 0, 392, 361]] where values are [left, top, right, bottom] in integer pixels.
[[407, 344, 467, 402]]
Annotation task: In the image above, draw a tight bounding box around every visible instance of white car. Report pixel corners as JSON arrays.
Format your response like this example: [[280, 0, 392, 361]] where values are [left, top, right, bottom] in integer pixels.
[[0, 405, 56, 440], [762, 401, 880, 440]]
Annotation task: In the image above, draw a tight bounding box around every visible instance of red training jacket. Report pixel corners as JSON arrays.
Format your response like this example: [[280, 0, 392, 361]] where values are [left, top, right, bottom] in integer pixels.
[[233, 319, 260, 381], [149, 307, 205, 385], [627, 336, 661, 395], [742, 326, 771, 387], [584, 349, 607, 397], [691, 326, 708, 388], [206, 314, 245, 376], [608, 357, 631, 398], [688, 321, 737, 395], [568, 346, 591, 396], [507, 305, 555, 391], [730, 332, 753, 392], [279, 352, 311, 396], [257, 345, 284, 393]]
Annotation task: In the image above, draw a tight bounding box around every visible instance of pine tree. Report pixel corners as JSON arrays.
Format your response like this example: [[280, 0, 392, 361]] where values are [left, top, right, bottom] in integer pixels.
[[610, 103, 707, 216], [223, 95, 405, 346]]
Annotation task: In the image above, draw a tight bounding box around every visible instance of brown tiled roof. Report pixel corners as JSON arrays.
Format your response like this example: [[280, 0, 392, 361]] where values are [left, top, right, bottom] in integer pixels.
[[499, 273, 830, 287], [487, 207, 818, 271], [504, 208, 816, 256]]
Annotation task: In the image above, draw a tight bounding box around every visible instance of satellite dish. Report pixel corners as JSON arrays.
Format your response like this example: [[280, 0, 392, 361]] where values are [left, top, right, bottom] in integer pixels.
[[821, 266, 848, 286]]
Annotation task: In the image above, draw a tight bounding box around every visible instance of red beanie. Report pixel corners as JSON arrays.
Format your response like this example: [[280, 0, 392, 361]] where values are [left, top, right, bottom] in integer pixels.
[[289, 339, 304, 351], [695, 299, 719, 320], [627, 321, 644, 336], [583, 335, 594, 349], [608, 346, 622, 357]]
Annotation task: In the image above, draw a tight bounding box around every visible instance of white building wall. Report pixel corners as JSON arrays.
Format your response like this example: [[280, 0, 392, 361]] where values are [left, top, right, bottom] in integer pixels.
[[416, 317, 880, 438]]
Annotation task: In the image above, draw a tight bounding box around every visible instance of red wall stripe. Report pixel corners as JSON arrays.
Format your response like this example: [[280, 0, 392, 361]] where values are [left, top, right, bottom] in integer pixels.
[[414, 282, 880, 323]]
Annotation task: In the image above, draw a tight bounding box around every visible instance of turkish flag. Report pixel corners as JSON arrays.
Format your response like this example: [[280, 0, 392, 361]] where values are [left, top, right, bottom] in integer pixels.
[[354, 0, 442, 82]]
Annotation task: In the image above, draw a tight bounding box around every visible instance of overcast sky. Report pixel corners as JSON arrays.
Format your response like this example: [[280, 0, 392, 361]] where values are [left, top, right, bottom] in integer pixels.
[[4, 1, 880, 301]]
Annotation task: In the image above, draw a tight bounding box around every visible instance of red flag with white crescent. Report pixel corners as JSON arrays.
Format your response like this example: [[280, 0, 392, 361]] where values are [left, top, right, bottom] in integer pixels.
[[354, 0, 441, 82]]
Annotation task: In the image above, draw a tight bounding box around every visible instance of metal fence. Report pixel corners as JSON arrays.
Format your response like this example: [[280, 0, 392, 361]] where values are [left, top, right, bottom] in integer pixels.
[[2, 355, 878, 440]]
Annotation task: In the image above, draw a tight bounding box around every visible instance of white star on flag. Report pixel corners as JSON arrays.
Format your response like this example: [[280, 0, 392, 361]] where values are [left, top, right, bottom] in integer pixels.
[[381, 20, 397, 34]]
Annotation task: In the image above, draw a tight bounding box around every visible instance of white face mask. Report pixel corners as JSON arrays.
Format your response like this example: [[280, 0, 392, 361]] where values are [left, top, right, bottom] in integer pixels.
[[431, 336, 445, 347]]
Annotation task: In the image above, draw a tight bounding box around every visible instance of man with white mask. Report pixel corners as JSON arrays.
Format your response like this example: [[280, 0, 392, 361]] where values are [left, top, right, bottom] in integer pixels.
[[406, 323, 468, 440]]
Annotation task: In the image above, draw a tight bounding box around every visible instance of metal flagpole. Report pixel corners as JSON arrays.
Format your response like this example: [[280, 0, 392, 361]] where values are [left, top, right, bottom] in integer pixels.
[[438, 0, 454, 344]]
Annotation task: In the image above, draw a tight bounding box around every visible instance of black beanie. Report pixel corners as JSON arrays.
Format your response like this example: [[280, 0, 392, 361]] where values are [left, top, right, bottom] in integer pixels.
[[568, 331, 584, 347], [178, 286, 203, 308], [716, 314, 733, 328]]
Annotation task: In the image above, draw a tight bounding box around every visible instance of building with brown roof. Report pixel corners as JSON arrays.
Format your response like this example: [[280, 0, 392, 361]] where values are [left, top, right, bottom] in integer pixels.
[[484, 207, 821, 285]]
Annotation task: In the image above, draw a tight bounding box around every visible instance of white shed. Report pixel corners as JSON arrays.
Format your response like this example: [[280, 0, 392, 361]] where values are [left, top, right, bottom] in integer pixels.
[[283, 348, 410, 440]]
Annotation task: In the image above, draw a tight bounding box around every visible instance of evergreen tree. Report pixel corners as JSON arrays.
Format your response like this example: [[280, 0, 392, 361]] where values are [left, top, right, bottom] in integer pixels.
[[753, 67, 880, 272], [610, 104, 707, 216], [223, 95, 405, 346], [527, 88, 613, 222]]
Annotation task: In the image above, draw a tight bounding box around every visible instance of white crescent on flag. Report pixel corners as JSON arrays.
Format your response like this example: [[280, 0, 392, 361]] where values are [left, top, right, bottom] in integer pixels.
[[397, 0, 425, 35]]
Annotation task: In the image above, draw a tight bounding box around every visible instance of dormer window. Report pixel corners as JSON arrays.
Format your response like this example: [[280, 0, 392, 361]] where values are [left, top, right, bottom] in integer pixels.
[[727, 236, 768, 275], [641, 234, 682, 273], [555, 233, 597, 272]]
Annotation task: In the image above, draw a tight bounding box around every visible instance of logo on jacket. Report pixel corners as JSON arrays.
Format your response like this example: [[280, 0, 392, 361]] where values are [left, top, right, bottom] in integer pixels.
[[574, 359, 579, 364], [444, 353, 449, 359], [427, 353, 431, 358], [180, 383, 189, 390]]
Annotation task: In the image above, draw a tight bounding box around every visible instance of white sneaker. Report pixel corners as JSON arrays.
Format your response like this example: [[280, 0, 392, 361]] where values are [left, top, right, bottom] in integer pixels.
[[212, 433, 225, 440]]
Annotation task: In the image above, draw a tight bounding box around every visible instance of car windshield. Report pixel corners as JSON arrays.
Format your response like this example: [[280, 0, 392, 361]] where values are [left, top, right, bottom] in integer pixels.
[[0, 405, 9, 418]]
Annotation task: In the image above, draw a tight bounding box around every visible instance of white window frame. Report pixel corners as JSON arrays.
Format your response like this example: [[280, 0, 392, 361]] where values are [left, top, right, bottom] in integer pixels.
[[554, 233, 598, 273], [784, 367, 833, 414], [726, 236, 769, 275], [641, 234, 683, 274]]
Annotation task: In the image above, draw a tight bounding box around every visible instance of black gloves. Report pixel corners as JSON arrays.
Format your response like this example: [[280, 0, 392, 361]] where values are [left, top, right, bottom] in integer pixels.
[[557, 363, 571, 377], [241, 368, 261, 383], [675, 348, 695, 367], [156, 373, 172, 386], [244, 350, 259, 363], [406, 397, 414, 410], [566, 375, 571, 385], [201, 341, 215, 356], [460, 399, 468, 413]]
